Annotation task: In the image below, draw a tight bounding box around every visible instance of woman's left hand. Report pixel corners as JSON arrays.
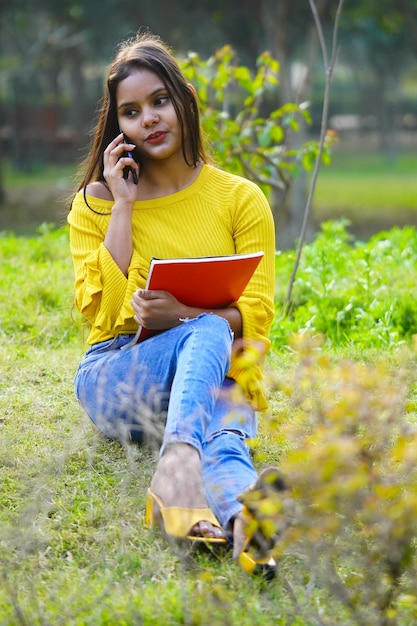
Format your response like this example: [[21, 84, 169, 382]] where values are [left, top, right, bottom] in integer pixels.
[[131, 289, 189, 330]]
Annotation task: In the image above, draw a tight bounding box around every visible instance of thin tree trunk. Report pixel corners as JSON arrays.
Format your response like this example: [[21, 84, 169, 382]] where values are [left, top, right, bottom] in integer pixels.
[[259, 0, 331, 249]]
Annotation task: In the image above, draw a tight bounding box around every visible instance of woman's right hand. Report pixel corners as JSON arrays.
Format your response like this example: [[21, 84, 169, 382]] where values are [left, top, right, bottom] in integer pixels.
[[102, 133, 138, 274], [102, 132, 139, 204]]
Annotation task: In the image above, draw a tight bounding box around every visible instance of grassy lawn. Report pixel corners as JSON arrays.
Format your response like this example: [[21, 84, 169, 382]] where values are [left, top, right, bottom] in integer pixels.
[[2, 162, 78, 188], [0, 228, 293, 624], [0, 147, 416, 244], [2, 225, 417, 624], [312, 149, 417, 227], [1, 148, 417, 623], [0, 343, 292, 625]]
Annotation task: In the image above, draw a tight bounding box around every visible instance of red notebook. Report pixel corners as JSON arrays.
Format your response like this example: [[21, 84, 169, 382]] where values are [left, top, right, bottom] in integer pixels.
[[123, 250, 264, 346]]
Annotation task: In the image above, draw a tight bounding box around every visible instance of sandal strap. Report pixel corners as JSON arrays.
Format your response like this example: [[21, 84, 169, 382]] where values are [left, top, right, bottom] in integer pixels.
[[160, 506, 222, 538]]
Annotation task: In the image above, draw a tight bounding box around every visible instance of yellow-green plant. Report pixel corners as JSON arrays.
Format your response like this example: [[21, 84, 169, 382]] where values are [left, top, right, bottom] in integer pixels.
[[261, 333, 417, 625], [180, 46, 334, 225]]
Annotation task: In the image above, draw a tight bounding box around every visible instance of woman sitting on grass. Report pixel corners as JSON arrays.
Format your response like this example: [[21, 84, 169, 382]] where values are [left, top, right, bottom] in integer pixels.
[[68, 31, 281, 576]]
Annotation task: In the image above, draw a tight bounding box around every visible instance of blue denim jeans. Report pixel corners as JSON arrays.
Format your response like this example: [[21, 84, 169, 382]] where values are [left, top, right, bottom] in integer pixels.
[[74, 313, 258, 528]]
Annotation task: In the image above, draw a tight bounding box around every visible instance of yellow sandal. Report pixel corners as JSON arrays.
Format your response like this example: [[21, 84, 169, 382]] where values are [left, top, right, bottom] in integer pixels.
[[145, 489, 227, 544], [237, 508, 278, 579], [237, 467, 289, 579]]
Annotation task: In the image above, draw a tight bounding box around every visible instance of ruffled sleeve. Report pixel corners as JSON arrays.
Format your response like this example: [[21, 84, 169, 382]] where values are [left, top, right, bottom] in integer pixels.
[[68, 193, 147, 342], [78, 244, 147, 333], [226, 179, 276, 410]]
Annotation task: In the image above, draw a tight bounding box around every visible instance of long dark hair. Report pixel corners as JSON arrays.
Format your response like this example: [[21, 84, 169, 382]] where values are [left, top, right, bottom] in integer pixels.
[[72, 32, 209, 206]]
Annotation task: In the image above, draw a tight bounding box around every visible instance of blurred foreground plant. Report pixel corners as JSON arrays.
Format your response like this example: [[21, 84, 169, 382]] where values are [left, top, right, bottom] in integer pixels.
[[262, 333, 417, 625]]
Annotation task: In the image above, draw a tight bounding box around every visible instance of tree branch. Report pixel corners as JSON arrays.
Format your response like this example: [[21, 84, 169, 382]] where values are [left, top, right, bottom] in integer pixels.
[[235, 150, 290, 192], [282, 0, 345, 316]]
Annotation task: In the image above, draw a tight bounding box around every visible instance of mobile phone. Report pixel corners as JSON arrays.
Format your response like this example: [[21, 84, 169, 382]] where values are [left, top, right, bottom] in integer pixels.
[[122, 135, 138, 184]]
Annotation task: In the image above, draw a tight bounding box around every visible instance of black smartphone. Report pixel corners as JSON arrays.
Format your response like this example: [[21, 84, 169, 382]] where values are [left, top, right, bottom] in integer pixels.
[[122, 135, 138, 184]]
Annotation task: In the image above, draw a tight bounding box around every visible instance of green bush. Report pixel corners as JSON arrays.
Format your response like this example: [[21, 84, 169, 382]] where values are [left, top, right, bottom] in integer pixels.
[[260, 334, 417, 625], [273, 220, 417, 349]]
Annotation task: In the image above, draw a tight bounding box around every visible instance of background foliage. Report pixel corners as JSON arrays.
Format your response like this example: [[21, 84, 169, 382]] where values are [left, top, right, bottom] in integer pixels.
[[1, 0, 417, 247], [1, 0, 416, 168], [272, 220, 417, 349]]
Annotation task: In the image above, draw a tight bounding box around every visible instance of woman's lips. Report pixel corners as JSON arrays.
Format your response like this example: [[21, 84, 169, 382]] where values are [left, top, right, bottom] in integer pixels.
[[146, 131, 167, 144]]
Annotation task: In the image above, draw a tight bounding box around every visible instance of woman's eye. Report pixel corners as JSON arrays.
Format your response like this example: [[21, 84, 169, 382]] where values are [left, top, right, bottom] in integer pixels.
[[155, 95, 170, 106]]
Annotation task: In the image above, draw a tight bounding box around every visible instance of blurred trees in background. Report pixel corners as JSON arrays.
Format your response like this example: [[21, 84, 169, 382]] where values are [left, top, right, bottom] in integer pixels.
[[1, 0, 416, 163], [0, 0, 416, 241]]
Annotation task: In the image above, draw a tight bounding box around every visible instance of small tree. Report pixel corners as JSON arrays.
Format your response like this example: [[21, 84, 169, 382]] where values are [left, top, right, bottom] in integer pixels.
[[181, 46, 334, 250]]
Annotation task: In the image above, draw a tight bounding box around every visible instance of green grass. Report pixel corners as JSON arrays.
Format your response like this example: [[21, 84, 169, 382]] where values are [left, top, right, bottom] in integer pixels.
[[2, 224, 417, 624], [2, 162, 78, 188], [0, 346, 293, 625], [313, 150, 417, 222], [0, 227, 299, 624], [3, 147, 417, 231]]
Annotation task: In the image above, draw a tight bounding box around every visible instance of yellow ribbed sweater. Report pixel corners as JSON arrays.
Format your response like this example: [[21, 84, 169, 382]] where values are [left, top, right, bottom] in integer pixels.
[[68, 164, 275, 409]]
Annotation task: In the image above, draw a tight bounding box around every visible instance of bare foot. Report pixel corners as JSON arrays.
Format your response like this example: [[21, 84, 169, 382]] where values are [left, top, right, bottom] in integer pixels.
[[150, 443, 224, 539]]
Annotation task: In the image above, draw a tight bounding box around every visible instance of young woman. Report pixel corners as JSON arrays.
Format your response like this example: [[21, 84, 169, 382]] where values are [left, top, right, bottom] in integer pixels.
[[68, 31, 279, 574]]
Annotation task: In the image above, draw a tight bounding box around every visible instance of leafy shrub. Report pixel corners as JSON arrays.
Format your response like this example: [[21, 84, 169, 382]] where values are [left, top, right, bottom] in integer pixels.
[[261, 333, 417, 624], [180, 46, 333, 224], [272, 220, 417, 350]]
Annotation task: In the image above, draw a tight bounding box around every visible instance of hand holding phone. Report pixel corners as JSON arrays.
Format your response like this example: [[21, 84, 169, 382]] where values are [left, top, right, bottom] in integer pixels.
[[122, 135, 138, 184]]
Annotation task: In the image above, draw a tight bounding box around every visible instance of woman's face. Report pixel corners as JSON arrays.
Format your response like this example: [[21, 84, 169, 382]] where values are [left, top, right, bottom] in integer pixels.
[[116, 68, 184, 165]]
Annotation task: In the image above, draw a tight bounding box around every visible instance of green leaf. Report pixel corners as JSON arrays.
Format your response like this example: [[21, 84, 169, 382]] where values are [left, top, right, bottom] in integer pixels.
[[269, 125, 285, 144]]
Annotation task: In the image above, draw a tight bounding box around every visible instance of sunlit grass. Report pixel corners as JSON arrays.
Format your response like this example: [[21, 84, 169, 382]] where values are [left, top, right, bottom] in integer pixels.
[[0, 227, 292, 625], [2, 208, 417, 623], [3, 162, 78, 188], [3, 149, 416, 214], [313, 150, 417, 217]]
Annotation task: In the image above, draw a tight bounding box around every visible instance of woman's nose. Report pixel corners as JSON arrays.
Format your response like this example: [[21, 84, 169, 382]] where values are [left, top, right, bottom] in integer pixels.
[[142, 109, 159, 127]]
